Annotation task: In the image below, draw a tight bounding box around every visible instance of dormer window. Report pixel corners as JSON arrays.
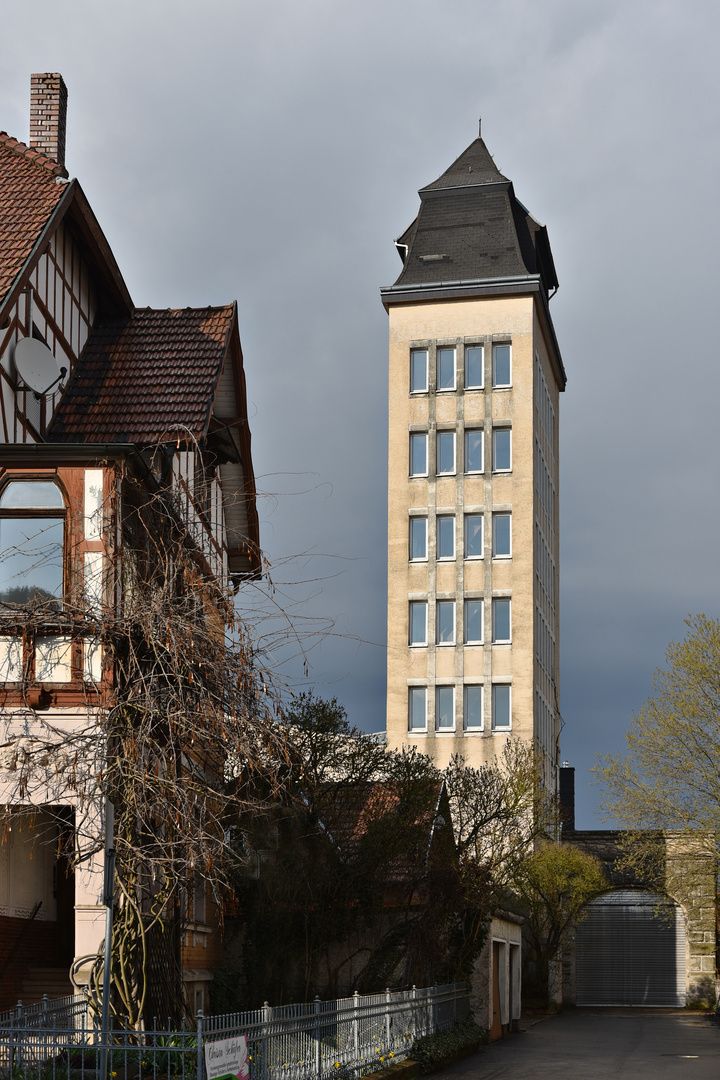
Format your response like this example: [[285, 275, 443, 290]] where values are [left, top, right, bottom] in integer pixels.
[[0, 480, 65, 608]]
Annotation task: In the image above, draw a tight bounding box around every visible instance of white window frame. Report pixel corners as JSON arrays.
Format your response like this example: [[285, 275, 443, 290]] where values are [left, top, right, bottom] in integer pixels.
[[410, 348, 429, 394], [492, 343, 512, 388], [492, 597, 511, 643], [492, 512, 512, 559], [435, 685, 455, 731], [464, 598, 484, 644], [408, 686, 427, 732], [492, 427, 512, 473], [436, 600, 456, 646], [436, 515, 455, 561], [409, 432, 428, 477], [436, 346, 456, 392], [409, 600, 428, 646], [463, 684, 484, 731], [409, 516, 428, 561], [464, 513, 484, 559], [436, 431, 456, 476], [464, 429, 484, 474], [492, 683, 512, 731], [464, 344, 484, 390]]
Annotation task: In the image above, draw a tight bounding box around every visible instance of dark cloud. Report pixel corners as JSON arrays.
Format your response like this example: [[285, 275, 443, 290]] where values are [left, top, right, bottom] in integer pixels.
[[4, 0, 720, 823]]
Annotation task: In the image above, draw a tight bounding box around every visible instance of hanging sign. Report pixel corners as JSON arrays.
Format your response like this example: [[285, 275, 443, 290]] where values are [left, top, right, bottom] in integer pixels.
[[204, 1035, 250, 1080]]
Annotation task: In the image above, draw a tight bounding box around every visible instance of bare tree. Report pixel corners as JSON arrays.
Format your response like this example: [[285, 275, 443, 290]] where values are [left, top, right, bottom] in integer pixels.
[[0, 452, 291, 1024]]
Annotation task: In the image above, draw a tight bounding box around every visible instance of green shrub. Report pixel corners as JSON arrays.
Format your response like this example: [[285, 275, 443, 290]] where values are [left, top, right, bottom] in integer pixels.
[[409, 1016, 487, 1071]]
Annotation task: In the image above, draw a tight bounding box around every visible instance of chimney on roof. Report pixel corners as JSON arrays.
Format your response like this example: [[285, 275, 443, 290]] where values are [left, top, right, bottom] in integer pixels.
[[29, 73, 68, 168]]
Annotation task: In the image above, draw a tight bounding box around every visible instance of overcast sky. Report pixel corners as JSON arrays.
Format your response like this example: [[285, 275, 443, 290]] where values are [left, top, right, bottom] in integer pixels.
[[3, 0, 720, 826]]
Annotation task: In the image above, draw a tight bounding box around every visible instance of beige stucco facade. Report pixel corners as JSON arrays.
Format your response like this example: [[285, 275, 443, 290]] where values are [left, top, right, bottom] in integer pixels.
[[385, 293, 562, 784]]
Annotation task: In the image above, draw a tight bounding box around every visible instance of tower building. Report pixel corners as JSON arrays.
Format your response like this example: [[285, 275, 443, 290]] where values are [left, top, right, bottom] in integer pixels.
[[381, 127, 565, 788]]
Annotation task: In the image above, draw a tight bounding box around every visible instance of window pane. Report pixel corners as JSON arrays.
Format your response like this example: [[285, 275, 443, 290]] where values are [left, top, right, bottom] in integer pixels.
[[436, 516, 455, 560], [410, 349, 428, 393], [492, 684, 511, 729], [465, 430, 483, 473], [464, 514, 483, 558], [436, 601, 455, 644], [492, 598, 511, 642], [0, 518, 63, 605], [0, 481, 64, 509], [493, 513, 511, 557], [437, 347, 455, 390], [436, 686, 454, 730], [493, 344, 511, 387], [465, 599, 483, 643], [493, 428, 511, 471], [409, 517, 427, 560], [437, 432, 455, 475], [410, 433, 427, 476], [464, 685, 483, 730], [409, 601, 427, 645], [409, 687, 427, 730], [465, 346, 483, 389]]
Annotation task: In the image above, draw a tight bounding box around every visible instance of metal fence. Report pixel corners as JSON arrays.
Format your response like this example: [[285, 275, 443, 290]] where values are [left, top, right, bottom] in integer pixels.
[[0, 982, 468, 1080]]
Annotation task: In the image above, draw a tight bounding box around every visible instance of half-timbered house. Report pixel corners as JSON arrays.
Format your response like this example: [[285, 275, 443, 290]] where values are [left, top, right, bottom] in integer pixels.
[[0, 74, 260, 1013]]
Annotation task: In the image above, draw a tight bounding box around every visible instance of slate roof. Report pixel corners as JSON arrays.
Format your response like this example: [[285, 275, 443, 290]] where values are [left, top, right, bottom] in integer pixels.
[[48, 305, 234, 444], [0, 133, 68, 305], [391, 135, 558, 295]]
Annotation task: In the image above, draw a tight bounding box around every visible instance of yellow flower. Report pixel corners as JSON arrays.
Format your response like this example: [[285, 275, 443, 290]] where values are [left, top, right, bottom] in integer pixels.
[[389, 1053, 394, 1058]]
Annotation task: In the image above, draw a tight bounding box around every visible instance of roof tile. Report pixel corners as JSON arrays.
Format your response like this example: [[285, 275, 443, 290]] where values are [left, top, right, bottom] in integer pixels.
[[0, 133, 68, 305], [48, 305, 234, 444]]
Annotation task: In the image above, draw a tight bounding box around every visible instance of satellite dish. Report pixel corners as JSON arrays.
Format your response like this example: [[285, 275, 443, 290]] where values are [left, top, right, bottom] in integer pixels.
[[14, 337, 66, 395]]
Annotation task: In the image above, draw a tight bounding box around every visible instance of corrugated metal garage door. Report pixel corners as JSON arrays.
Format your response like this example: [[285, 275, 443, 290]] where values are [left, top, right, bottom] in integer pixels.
[[576, 890, 686, 1006]]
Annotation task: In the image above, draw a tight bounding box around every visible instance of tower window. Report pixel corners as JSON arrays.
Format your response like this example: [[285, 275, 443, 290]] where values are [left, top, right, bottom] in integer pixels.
[[409, 433, 428, 477], [464, 514, 484, 559], [492, 598, 511, 643], [408, 687, 427, 731], [492, 513, 512, 558], [465, 346, 484, 390], [437, 347, 456, 391], [436, 432, 456, 475], [464, 599, 484, 644], [436, 600, 455, 645], [435, 686, 455, 730], [492, 684, 511, 730], [492, 428, 512, 472], [493, 344, 512, 388], [409, 517, 428, 561], [436, 516, 455, 560], [410, 349, 428, 394], [409, 601, 428, 646], [465, 430, 484, 474], [464, 685, 483, 730]]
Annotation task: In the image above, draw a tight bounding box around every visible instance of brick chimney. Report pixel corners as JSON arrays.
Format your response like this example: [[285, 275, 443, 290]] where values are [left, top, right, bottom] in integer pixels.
[[29, 73, 68, 168]]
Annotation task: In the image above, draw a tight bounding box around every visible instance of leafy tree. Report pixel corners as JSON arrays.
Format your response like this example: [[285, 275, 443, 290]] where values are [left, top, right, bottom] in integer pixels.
[[512, 843, 607, 1007], [596, 614, 720, 858]]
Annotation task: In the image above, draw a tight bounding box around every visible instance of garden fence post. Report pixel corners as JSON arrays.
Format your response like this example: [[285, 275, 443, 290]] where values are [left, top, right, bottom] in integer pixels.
[[352, 992, 359, 1074], [262, 1001, 272, 1080], [384, 989, 391, 1054], [197, 1010, 204, 1080], [313, 996, 322, 1080], [432, 985, 438, 1035]]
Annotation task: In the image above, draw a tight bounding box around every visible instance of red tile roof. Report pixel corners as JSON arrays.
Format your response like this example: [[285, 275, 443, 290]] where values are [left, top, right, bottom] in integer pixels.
[[48, 305, 235, 444], [0, 133, 68, 305]]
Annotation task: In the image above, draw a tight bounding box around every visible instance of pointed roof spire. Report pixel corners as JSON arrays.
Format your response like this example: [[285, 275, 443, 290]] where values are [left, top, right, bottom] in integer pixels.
[[420, 132, 508, 193]]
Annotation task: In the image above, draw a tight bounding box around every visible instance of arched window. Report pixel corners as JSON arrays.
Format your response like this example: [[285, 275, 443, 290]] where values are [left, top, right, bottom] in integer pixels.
[[0, 480, 65, 607]]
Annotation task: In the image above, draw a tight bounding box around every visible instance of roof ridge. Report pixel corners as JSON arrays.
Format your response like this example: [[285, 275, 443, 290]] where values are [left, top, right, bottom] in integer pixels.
[[0, 131, 69, 179], [130, 304, 235, 315]]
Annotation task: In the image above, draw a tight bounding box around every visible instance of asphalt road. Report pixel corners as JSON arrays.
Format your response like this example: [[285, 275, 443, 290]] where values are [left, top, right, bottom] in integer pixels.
[[431, 1011, 720, 1079]]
